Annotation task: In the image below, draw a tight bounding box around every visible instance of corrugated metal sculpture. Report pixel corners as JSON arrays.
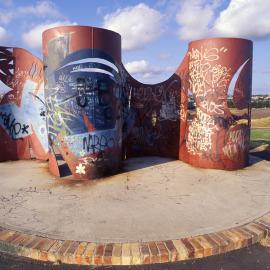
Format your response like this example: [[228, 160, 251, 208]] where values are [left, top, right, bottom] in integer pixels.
[[178, 38, 252, 169], [0, 46, 48, 161]]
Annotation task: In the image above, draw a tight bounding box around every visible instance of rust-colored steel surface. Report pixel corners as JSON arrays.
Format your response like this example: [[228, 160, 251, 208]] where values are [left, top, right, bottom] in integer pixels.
[[0, 46, 48, 161], [42, 26, 253, 179], [121, 67, 181, 159], [42, 26, 123, 179], [178, 38, 252, 170], [42, 26, 182, 180]]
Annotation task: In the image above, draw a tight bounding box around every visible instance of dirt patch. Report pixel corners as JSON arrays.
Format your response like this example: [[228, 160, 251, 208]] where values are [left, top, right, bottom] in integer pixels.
[[251, 108, 270, 119]]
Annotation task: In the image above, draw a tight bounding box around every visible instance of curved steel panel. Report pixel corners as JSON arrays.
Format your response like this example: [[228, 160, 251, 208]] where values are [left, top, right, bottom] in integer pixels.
[[179, 38, 253, 170], [0, 46, 48, 161], [43, 26, 122, 179]]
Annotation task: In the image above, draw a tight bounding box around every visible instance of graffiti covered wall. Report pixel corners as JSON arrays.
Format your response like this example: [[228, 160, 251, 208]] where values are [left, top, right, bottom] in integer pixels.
[[42, 27, 253, 179], [0, 47, 48, 161], [42, 26, 182, 180], [121, 67, 181, 159], [42, 26, 123, 179], [178, 38, 252, 170]]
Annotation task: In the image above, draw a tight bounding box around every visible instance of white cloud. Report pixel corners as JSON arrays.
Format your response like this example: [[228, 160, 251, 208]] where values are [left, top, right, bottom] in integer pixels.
[[176, 0, 270, 41], [22, 21, 77, 50], [124, 59, 175, 83], [0, 26, 8, 43], [176, 0, 219, 40], [18, 1, 62, 18], [125, 60, 149, 74], [103, 3, 164, 50], [0, 1, 62, 25], [213, 0, 270, 39]]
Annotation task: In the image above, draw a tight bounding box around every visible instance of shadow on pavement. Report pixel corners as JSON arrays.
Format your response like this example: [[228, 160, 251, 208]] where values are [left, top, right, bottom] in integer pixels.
[[250, 151, 270, 161], [250, 139, 270, 161]]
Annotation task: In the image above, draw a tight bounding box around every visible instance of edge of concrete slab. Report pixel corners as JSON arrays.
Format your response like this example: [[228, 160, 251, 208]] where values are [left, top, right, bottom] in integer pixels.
[[0, 213, 270, 266]]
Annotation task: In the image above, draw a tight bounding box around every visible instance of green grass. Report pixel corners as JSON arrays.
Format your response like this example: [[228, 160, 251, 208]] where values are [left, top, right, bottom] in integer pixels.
[[249, 117, 270, 154], [250, 129, 270, 141], [250, 129, 270, 155]]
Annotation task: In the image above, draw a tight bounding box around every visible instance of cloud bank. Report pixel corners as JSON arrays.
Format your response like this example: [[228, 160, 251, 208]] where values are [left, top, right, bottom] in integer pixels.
[[176, 0, 270, 40], [0, 1, 62, 25], [125, 59, 174, 83], [103, 3, 164, 50]]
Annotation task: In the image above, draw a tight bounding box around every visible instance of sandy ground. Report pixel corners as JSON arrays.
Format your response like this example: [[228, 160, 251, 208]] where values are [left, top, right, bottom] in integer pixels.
[[251, 108, 270, 119]]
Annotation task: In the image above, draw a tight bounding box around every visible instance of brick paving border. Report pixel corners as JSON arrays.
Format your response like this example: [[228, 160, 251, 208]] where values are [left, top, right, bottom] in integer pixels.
[[0, 213, 270, 266]]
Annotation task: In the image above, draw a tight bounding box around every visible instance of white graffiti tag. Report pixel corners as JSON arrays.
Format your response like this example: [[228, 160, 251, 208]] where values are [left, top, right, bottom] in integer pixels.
[[186, 108, 218, 155], [188, 47, 231, 99]]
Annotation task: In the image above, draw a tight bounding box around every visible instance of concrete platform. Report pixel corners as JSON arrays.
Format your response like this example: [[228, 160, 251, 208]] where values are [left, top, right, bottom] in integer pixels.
[[0, 156, 270, 265]]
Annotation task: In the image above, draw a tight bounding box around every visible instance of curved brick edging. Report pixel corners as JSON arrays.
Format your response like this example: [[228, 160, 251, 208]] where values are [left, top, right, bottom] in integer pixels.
[[0, 214, 270, 266]]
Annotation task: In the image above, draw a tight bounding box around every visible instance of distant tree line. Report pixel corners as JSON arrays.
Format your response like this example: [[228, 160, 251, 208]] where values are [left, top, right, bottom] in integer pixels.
[[250, 99, 270, 108], [228, 99, 270, 108], [187, 100, 270, 109]]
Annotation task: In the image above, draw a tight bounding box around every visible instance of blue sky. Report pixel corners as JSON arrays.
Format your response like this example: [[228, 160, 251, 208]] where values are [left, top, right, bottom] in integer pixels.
[[0, 0, 270, 94]]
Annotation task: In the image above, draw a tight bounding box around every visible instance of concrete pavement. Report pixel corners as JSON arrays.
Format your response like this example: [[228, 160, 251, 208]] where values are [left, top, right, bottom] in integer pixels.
[[0, 155, 270, 265]]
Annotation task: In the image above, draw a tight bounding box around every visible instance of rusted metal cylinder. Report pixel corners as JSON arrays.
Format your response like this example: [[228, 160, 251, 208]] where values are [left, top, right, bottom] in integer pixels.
[[0, 46, 48, 161], [179, 38, 253, 170], [42, 26, 122, 180]]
